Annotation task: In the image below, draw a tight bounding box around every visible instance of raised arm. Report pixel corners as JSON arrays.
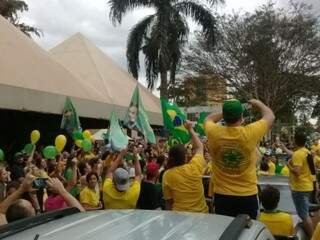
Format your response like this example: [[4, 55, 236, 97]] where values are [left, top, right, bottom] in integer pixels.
[[184, 120, 203, 155], [280, 143, 293, 156], [106, 149, 127, 179], [26, 145, 36, 166], [133, 147, 142, 182], [46, 178, 85, 212], [248, 99, 275, 129], [0, 174, 34, 214]]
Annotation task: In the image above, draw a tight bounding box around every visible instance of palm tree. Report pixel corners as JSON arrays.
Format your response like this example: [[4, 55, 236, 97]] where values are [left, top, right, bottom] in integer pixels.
[[108, 0, 221, 98], [0, 0, 42, 37]]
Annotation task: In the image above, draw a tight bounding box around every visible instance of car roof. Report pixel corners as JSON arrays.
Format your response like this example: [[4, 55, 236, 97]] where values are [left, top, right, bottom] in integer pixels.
[[3, 210, 267, 240], [258, 175, 290, 186]]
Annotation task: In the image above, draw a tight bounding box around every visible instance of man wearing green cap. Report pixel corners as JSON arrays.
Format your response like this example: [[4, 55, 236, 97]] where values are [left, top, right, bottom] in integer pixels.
[[204, 99, 275, 219]]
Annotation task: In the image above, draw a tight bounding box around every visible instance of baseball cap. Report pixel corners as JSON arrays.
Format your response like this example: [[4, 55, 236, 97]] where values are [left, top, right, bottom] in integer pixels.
[[222, 99, 244, 122], [113, 168, 130, 191], [146, 162, 159, 178]]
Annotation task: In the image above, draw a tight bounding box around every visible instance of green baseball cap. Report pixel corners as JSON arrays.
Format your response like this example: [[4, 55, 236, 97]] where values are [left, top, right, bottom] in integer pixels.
[[223, 99, 244, 122]]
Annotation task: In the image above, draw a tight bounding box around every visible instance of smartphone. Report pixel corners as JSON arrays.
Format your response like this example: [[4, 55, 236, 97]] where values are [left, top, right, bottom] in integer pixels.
[[32, 178, 47, 189]]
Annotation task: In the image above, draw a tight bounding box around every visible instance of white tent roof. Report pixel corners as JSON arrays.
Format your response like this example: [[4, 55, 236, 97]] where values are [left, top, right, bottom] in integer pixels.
[[0, 16, 162, 125], [49, 33, 162, 125]]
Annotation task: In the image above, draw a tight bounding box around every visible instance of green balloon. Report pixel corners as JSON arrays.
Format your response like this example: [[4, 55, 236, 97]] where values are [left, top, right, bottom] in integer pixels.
[[72, 131, 83, 141], [0, 149, 4, 161], [43, 146, 57, 159], [23, 143, 34, 155], [81, 139, 92, 152]]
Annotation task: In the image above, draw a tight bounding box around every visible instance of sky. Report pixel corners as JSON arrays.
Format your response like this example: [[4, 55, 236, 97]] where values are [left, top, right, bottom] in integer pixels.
[[20, 0, 319, 89]]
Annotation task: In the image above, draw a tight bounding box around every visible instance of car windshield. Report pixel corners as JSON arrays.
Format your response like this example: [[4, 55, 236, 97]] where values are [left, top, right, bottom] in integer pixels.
[[260, 183, 296, 213]]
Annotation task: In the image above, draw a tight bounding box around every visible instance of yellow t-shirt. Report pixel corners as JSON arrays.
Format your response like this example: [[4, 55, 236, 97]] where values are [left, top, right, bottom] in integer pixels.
[[268, 161, 275, 175], [259, 211, 294, 237], [314, 155, 320, 169], [289, 147, 313, 192], [162, 154, 208, 213], [79, 186, 100, 207], [103, 178, 140, 209], [312, 223, 320, 240], [280, 165, 289, 176], [205, 119, 268, 196], [311, 144, 320, 154]]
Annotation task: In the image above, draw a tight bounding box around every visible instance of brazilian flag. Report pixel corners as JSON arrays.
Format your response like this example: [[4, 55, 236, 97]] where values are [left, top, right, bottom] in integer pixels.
[[161, 98, 190, 144], [195, 112, 208, 137]]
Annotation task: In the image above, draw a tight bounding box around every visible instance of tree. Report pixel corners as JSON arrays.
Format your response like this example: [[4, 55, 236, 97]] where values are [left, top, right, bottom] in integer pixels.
[[181, 2, 320, 121], [0, 0, 41, 37], [108, 0, 221, 98]]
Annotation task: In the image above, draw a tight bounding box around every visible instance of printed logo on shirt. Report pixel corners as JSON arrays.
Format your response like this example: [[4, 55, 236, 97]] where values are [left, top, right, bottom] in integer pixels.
[[217, 144, 248, 175]]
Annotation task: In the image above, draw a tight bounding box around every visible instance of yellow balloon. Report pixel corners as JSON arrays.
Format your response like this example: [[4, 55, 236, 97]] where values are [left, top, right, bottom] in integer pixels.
[[75, 140, 83, 148], [30, 130, 40, 144], [82, 130, 92, 139], [55, 135, 67, 152]]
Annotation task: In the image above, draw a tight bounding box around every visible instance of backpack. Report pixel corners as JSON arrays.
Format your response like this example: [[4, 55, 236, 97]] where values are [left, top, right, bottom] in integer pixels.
[[306, 153, 318, 203], [306, 153, 316, 175]]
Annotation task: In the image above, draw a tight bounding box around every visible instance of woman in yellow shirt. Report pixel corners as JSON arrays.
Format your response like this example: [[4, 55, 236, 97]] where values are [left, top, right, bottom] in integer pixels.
[[162, 120, 208, 213], [79, 172, 102, 210]]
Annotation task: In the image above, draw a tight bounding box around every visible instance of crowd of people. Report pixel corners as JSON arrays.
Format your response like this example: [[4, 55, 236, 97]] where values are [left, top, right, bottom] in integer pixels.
[[0, 98, 320, 239]]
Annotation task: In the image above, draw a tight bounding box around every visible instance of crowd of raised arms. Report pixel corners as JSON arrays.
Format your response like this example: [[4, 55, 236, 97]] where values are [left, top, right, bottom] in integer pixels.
[[1, 99, 320, 240]]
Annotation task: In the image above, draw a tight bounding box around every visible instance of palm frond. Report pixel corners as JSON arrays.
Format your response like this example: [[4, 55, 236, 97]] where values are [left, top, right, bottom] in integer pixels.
[[168, 11, 189, 83], [16, 22, 43, 38], [142, 21, 162, 90], [108, 0, 153, 25], [127, 14, 156, 79], [174, 1, 217, 47], [206, 0, 225, 6]]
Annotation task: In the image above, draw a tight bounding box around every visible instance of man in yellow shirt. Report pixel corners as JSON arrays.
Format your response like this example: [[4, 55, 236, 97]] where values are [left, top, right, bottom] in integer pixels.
[[162, 120, 208, 213], [103, 149, 141, 209], [311, 138, 320, 155], [287, 132, 315, 238], [259, 185, 294, 237], [205, 99, 275, 219]]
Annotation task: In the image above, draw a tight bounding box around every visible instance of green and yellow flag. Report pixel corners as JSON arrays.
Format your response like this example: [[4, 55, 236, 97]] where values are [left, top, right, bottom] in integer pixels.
[[195, 112, 208, 137], [123, 86, 156, 144], [107, 110, 129, 151], [161, 98, 190, 144], [60, 97, 81, 134]]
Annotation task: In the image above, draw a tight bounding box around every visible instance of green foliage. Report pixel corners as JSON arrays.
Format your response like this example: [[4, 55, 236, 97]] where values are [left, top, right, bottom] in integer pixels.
[[108, 0, 221, 97], [181, 2, 320, 121], [0, 0, 42, 37]]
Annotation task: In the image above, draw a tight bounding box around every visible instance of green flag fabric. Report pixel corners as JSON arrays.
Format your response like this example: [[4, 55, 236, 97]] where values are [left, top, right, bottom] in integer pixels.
[[60, 97, 81, 134], [123, 86, 156, 144], [107, 110, 128, 151], [161, 98, 190, 144], [195, 112, 208, 137]]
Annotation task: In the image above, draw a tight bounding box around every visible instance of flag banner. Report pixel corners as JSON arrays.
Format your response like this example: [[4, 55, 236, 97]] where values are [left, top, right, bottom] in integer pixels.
[[107, 110, 128, 151], [60, 97, 81, 134], [123, 86, 156, 144], [195, 112, 208, 137], [161, 98, 190, 144]]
